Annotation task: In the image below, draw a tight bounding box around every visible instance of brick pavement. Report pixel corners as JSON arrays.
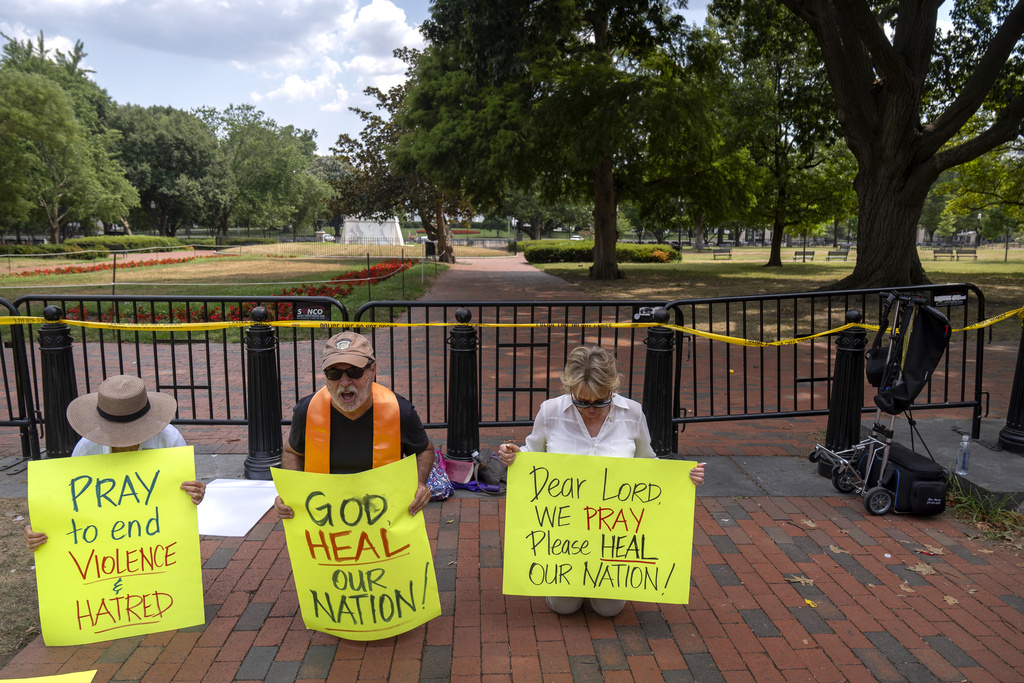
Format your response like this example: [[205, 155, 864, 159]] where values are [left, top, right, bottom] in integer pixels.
[[3, 255, 1024, 681], [4, 496, 1023, 682]]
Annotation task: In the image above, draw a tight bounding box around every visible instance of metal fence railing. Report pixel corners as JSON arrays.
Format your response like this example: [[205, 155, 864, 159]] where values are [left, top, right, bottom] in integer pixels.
[[0, 283, 986, 460]]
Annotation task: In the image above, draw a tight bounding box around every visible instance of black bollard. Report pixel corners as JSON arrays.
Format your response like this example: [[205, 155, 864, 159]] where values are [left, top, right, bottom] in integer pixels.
[[819, 310, 867, 475], [11, 322, 41, 460], [243, 306, 283, 479], [998, 318, 1024, 454], [642, 308, 676, 457], [38, 305, 79, 458], [446, 308, 479, 466]]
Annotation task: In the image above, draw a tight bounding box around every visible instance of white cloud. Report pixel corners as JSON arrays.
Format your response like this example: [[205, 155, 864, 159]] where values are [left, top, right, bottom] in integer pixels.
[[3, 0, 359, 62], [263, 73, 334, 102], [342, 54, 404, 76], [321, 85, 352, 112], [340, 0, 424, 59]]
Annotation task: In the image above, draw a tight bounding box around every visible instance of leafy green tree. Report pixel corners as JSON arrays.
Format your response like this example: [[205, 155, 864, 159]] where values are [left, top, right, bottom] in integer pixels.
[[710, 0, 847, 266], [940, 139, 1024, 224], [107, 104, 218, 237], [332, 69, 472, 264], [195, 104, 320, 237], [309, 155, 354, 239], [779, 0, 1024, 287], [397, 0, 720, 279], [1, 33, 138, 242], [496, 189, 593, 241], [0, 69, 79, 233]]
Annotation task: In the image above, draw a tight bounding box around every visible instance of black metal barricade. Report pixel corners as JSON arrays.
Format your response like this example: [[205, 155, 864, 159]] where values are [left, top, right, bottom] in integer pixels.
[[0, 285, 987, 461]]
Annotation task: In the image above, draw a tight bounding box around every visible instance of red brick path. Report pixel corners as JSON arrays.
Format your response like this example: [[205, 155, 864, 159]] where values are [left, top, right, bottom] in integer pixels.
[[3, 255, 1023, 681], [4, 497, 1024, 682]]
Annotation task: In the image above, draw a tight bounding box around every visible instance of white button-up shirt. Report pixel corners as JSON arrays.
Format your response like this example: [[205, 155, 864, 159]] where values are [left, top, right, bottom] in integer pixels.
[[523, 393, 656, 459]]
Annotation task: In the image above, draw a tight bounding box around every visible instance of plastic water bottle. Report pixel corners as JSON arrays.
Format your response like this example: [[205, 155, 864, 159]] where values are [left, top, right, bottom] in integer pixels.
[[955, 435, 970, 476]]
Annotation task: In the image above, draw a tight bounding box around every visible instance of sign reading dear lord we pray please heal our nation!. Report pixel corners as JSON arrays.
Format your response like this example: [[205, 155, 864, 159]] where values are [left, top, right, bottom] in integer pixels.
[[503, 452, 696, 603], [27, 447, 204, 646], [272, 456, 441, 641]]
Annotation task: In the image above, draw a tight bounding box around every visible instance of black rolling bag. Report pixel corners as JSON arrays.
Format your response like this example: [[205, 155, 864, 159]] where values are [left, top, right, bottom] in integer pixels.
[[856, 442, 948, 515]]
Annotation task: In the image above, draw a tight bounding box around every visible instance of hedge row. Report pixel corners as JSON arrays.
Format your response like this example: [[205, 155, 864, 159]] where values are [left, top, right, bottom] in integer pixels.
[[0, 243, 109, 260], [65, 236, 188, 252], [523, 241, 679, 264]]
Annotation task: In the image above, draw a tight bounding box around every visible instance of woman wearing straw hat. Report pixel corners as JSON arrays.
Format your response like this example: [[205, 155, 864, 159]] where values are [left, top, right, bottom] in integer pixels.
[[24, 375, 205, 550]]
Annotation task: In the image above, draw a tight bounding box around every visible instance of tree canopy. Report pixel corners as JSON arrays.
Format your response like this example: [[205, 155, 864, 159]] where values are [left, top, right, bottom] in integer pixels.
[[0, 33, 138, 243], [397, 0, 722, 279], [779, 0, 1024, 287]]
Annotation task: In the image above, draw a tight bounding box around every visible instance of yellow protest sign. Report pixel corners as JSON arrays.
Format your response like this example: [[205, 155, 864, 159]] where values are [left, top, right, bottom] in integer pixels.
[[3, 672, 96, 683], [503, 452, 696, 604], [27, 447, 204, 646], [272, 456, 441, 640]]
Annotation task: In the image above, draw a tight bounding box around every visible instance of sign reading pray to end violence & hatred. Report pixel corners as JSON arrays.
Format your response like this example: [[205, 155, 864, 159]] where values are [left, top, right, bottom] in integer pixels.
[[27, 447, 204, 646], [272, 456, 441, 640], [503, 452, 696, 604]]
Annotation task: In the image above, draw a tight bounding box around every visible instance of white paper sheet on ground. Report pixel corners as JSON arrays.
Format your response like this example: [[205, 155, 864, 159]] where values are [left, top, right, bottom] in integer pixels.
[[198, 479, 278, 537]]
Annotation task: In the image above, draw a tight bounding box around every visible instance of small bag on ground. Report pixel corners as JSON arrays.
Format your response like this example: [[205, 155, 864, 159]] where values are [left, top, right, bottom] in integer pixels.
[[856, 442, 947, 515], [427, 450, 453, 501]]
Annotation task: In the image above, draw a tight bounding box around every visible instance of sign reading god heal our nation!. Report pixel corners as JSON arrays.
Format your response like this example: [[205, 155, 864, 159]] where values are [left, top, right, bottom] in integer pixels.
[[27, 447, 204, 646], [503, 452, 696, 604], [272, 456, 441, 640]]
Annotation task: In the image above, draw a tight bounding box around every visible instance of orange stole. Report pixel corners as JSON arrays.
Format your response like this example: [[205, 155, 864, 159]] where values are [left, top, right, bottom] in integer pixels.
[[303, 383, 402, 473]]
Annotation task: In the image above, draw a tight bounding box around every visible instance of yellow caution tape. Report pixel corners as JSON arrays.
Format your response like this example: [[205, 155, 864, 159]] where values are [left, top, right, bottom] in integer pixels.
[[0, 304, 1019, 346]]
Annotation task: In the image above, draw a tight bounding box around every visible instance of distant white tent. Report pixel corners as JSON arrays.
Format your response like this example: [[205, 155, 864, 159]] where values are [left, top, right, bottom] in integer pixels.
[[342, 217, 405, 246]]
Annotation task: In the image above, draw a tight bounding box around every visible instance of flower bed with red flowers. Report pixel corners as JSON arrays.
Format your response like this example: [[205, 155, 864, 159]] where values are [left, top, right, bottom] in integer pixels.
[[62, 259, 415, 326], [7, 254, 236, 278]]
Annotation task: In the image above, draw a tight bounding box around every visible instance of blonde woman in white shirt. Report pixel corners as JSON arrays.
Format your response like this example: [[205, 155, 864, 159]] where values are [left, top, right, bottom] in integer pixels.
[[498, 345, 705, 618]]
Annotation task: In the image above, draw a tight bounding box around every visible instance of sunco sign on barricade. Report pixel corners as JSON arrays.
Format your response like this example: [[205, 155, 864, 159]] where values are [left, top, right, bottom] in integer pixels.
[[502, 452, 697, 604]]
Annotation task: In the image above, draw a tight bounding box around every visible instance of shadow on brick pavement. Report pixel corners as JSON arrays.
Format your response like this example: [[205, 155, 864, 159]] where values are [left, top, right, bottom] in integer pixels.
[[3, 255, 1024, 682]]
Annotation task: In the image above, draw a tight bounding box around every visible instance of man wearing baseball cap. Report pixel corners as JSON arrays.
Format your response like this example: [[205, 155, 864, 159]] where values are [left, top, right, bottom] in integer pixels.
[[274, 331, 433, 518]]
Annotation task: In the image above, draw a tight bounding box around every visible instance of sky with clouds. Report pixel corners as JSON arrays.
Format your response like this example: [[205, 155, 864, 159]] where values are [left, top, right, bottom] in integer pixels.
[[2, 0, 711, 154]]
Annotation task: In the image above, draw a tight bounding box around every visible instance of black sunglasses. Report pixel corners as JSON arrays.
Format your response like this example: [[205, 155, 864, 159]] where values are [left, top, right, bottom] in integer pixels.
[[571, 396, 613, 409], [324, 364, 371, 381]]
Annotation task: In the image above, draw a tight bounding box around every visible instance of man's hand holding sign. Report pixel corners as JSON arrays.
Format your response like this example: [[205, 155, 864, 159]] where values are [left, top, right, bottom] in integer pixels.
[[273, 457, 441, 640]]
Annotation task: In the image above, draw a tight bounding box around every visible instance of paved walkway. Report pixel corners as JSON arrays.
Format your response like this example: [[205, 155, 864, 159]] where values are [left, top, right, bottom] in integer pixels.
[[3, 255, 1024, 682]]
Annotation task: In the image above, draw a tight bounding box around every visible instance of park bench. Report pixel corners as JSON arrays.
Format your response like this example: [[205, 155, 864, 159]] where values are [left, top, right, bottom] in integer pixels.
[[933, 248, 954, 260], [792, 250, 815, 261], [712, 248, 732, 259], [956, 248, 977, 260], [826, 250, 849, 261]]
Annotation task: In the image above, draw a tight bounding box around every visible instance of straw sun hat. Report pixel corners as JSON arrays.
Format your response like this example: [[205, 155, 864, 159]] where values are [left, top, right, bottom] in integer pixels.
[[66, 375, 177, 448]]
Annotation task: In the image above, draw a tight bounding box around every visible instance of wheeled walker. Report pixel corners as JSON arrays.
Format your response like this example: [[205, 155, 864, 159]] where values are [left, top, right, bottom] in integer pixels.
[[810, 291, 952, 515]]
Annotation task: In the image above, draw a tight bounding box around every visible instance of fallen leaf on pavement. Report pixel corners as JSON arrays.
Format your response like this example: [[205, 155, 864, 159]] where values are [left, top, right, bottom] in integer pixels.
[[899, 583, 916, 593], [829, 544, 850, 554], [943, 595, 958, 605], [800, 519, 819, 528], [907, 563, 936, 575], [786, 575, 814, 586]]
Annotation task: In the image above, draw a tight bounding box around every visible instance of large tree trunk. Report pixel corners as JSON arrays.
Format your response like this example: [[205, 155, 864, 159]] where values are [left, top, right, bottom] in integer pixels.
[[765, 213, 785, 267], [829, 168, 929, 289], [435, 202, 456, 264], [590, 155, 619, 279]]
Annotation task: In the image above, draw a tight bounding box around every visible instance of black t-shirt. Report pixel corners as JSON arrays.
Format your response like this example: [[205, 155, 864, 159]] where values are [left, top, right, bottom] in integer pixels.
[[288, 391, 430, 475]]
